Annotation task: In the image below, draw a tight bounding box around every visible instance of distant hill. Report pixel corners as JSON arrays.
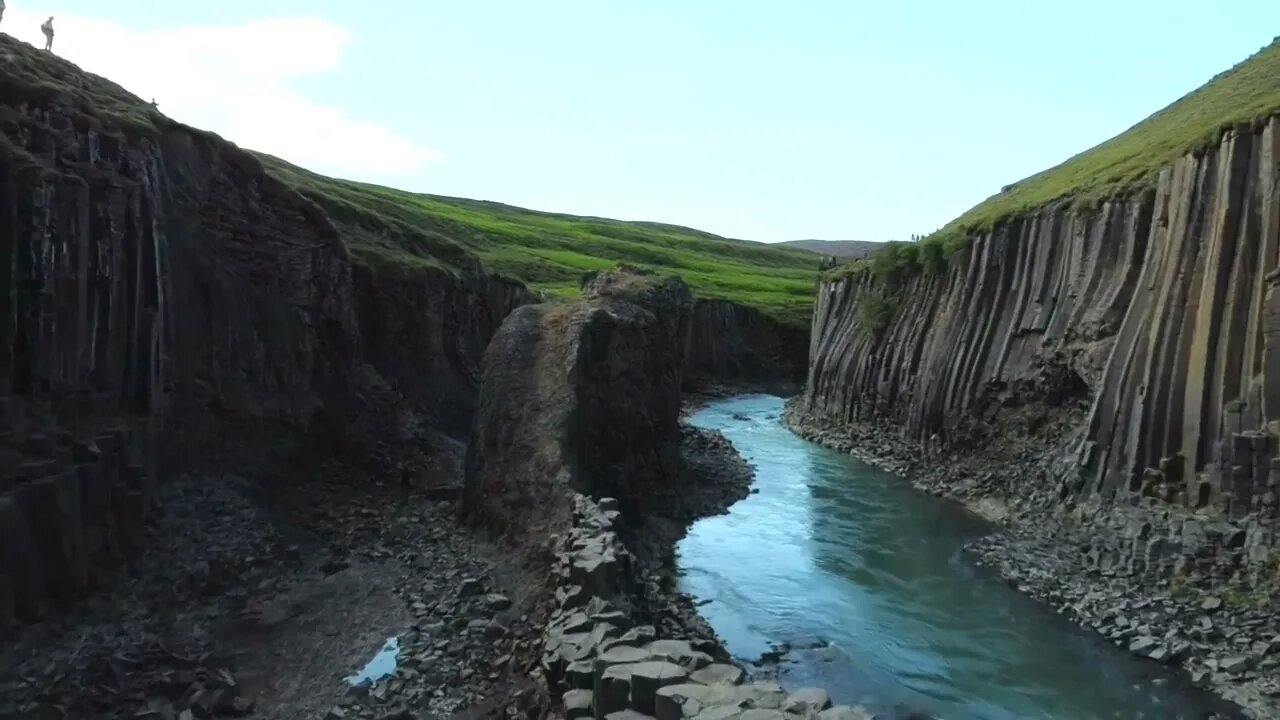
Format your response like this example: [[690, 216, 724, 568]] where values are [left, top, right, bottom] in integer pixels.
[[257, 155, 821, 326], [778, 240, 882, 259]]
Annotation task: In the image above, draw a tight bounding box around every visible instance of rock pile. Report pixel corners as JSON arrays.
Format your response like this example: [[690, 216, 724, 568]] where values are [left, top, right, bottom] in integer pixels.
[[539, 494, 873, 720]]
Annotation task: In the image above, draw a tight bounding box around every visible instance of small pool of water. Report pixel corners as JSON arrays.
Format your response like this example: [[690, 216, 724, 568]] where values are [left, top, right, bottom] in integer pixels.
[[678, 395, 1241, 720], [347, 636, 399, 686]]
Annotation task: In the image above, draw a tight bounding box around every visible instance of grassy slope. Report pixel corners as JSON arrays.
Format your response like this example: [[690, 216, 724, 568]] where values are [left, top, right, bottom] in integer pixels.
[[840, 37, 1280, 282], [260, 156, 821, 326]]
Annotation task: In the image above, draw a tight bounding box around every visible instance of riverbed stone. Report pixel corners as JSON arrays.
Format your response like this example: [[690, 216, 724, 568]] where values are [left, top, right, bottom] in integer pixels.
[[818, 707, 875, 720], [690, 663, 744, 686], [567, 660, 595, 689], [646, 640, 713, 670], [655, 684, 712, 720], [564, 689, 594, 719], [605, 626, 658, 652], [782, 688, 831, 714], [690, 706, 746, 720], [630, 661, 691, 714], [598, 665, 637, 717]]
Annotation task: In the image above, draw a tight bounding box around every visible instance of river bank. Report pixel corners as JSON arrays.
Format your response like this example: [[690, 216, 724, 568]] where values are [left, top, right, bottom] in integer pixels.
[[782, 399, 1279, 719]]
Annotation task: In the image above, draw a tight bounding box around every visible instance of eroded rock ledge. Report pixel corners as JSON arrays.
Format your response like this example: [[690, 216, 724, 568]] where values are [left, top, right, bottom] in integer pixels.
[[464, 269, 872, 719]]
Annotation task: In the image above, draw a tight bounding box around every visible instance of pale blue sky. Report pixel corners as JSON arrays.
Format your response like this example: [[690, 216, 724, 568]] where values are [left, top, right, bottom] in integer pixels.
[[7, 1, 1280, 241]]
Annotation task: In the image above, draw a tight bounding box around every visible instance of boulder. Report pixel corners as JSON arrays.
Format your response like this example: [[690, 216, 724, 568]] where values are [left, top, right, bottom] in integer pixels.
[[689, 664, 744, 686], [818, 708, 874, 720], [783, 688, 832, 714], [646, 640, 713, 670], [629, 661, 691, 715], [564, 689, 594, 720]]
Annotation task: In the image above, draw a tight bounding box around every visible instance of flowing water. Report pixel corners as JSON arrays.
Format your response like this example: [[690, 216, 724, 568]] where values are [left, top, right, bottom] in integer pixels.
[[678, 395, 1241, 720]]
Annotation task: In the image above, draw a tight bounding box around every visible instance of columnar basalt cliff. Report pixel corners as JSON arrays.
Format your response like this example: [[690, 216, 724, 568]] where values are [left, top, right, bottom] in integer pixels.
[[799, 117, 1280, 520], [463, 269, 693, 546], [0, 37, 528, 635], [790, 116, 1280, 713]]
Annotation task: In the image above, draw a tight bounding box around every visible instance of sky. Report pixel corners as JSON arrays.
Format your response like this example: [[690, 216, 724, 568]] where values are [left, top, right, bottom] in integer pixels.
[[2, 2, 1278, 242]]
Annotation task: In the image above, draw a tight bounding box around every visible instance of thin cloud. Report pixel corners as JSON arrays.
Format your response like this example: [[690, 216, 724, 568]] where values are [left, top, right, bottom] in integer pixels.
[[2, 10, 441, 177]]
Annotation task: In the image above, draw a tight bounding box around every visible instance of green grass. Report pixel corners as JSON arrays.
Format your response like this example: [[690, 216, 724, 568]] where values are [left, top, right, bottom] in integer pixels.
[[838, 36, 1280, 284], [0, 34, 164, 137], [259, 156, 821, 326]]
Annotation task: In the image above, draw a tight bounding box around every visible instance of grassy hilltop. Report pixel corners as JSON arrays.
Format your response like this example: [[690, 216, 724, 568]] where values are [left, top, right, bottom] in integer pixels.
[[260, 156, 821, 326], [841, 36, 1280, 281]]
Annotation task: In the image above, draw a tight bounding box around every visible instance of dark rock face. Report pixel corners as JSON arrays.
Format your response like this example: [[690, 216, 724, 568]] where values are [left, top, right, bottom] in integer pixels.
[[683, 299, 808, 388], [352, 263, 530, 436], [0, 41, 358, 631], [0, 37, 528, 634], [463, 269, 693, 546]]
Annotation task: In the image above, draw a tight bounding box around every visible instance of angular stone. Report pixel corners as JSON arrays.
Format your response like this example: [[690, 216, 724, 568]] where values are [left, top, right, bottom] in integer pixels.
[[628, 662, 690, 715], [1201, 596, 1223, 612], [458, 578, 484, 597], [1221, 656, 1250, 673], [689, 663, 744, 686], [690, 706, 745, 720], [655, 684, 712, 720], [646, 640, 713, 670], [743, 681, 786, 710], [606, 712, 657, 720], [598, 665, 636, 717], [567, 660, 595, 689], [740, 711, 785, 720], [564, 689, 594, 720], [1128, 637, 1159, 654], [605, 625, 657, 652], [783, 688, 831, 714], [818, 707, 875, 720]]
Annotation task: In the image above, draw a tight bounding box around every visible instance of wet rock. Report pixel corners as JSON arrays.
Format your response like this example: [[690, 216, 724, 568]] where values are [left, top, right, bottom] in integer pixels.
[[818, 707, 875, 720], [739, 711, 785, 720]]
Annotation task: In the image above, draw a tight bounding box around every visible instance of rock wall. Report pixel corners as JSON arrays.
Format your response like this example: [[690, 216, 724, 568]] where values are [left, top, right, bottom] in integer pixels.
[[799, 117, 1280, 523], [463, 269, 693, 546], [352, 262, 531, 436], [0, 37, 526, 634], [683, 299, 809, 388]]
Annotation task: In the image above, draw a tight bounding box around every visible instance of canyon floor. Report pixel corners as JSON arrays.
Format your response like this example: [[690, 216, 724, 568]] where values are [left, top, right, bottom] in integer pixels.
[[0, 438, 546, 720], [0, 404, 755, 720]]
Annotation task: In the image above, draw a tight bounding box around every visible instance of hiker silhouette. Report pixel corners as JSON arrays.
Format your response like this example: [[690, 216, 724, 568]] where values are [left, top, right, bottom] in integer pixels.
[[41, 16, 54, 51]]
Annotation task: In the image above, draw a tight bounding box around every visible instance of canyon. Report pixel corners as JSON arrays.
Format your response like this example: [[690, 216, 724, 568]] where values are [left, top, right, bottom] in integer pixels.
[[4, 21, 1280, 720]]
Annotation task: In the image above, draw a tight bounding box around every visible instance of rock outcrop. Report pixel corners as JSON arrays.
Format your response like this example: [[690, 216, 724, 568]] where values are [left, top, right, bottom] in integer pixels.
[[465, 269, 871, 718], [463, 269, 693, 546]]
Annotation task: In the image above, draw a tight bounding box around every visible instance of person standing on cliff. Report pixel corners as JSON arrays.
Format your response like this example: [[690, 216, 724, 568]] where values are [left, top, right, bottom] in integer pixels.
[[41, 16, 54, 51]]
